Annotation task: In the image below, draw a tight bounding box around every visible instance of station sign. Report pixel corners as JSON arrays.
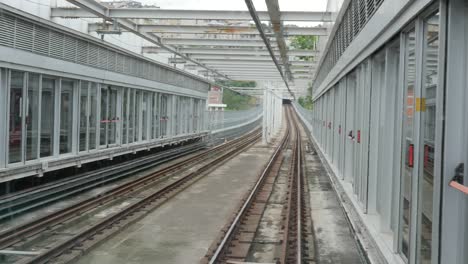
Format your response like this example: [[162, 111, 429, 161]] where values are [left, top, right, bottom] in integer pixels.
[[208, 86, 223, 104]]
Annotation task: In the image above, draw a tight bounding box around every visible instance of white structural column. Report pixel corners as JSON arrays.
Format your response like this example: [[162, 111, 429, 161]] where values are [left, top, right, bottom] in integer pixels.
[[262, 88, 282, 144]]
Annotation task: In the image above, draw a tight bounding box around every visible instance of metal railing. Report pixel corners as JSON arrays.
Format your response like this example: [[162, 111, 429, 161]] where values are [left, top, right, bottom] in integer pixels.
[[292, 101, 313, 126], [208, 105, 263, 132]]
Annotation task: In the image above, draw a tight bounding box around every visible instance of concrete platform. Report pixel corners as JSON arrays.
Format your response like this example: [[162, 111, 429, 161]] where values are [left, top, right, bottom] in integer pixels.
[[305, 150, 365, 264], [76, 139, 279, 264]]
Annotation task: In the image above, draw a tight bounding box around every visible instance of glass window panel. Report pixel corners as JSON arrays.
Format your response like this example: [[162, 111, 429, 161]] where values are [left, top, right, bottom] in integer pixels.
[[160, 95, 166, 137], [183, 98, 187, 134], [142, 92, 148, 141], [152, 93, 158, 139], [135, 91, 141, 142], [193, 99, 198, 133], [175, 97, 179, 135], [89, 83, 97, 149], [79, 81, 88, 152], [180, 98, 183, 135], [128, 89, 135, 143], [400, 29, 416, 259], [418, 11, 440, 264], [108, 88, 117, 145], [192, 99, 196, 133], [8, 71, 24, 163], [60, 80, 74, 154], [26, 73, 40, 161], [40, 77, 55, 158], [100, 87, 108, 146], [122, 88, 128, 144], [387, 42, 401, 233]]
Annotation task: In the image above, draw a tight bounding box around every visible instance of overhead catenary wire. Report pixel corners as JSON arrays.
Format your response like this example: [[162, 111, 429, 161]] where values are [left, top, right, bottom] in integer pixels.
[[244, 0, 295, 99]]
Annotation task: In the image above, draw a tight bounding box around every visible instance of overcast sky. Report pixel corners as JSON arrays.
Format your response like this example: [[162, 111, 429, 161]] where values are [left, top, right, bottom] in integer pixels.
[[139, 0, 327, 12]]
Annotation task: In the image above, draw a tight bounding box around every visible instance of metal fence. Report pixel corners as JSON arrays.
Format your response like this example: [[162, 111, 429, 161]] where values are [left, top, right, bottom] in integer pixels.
[[207, 105, 263, 132], [292, 101, 313, 126]]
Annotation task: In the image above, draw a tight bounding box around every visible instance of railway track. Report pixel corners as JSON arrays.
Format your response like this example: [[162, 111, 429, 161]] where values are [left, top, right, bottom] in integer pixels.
[[0, 128, 261, 264], [204, 106, 313, 264], [0, 141, 207, 221]]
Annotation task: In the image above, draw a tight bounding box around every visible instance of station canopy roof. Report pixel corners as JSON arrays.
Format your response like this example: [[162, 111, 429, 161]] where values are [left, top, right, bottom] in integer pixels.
[[54, 0, 332, 98]]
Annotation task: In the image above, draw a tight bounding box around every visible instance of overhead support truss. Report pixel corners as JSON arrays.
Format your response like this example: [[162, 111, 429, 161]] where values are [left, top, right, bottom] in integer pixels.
[[266, 0, 292, 81], [142, 47, 319, 57], [51, 7, 332, 22], [55, 0, 329, 95], [217, 69, 313, 75], [244, 0, 293, 97], [197, 60, 317, 66], [66, 0, 230, 80], [88, 23, 327, 36], [159, 38, 277, 47]]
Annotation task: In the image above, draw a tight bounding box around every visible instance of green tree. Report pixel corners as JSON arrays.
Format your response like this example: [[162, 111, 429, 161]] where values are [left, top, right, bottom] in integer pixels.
[[298, 95, 313, 110], [290, 35, 318, 61], [217, 80, 256, 88], [216, 80, 258, 110], [222, 88, 257, 110]]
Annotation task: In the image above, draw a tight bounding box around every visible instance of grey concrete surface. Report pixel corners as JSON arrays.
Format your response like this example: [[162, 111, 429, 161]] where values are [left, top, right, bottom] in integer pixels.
[[306, 152, 365, 264], [247, 150, 291, 263], [76, 141, 277, 264]]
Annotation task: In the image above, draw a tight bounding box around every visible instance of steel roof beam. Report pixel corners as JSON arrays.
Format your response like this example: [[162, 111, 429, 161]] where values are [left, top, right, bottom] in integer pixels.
[[225, 71, 281, 74], [88, 23, 328, 36], [217, 67, 312, 72], [216, 68, 280, 72], [171, 50, 280, 57], [187, 66, 278, 72], [198, 62, 277, 66], [290, 64, 316, 68], [223, 72, 284, 76], [51, 8, 332, 22], [228, 75, 283, 78], [202, 62, 316, 66], [232, 89, 265, 92], [195, 56, 275, 61], [196, 56, 318, 65], [228, 73, 283, 77], [220, 68, 281, 71], [224, 72, 283, 76], [230, 77, 284, 80], [66, 0, 229, 80], [290, 74, 312, 78], [244, 0, 293, 97], [230, 92, 264, 96], [229, 73, 281, 79], [198, 60, 317, 66], [266, 0, 291, 81], [229, 87, 263, 90], [218, 69, 315, 74], [159, 35, 266, 41], [142, 46, 318, 56], [160, 38, 276, 47]]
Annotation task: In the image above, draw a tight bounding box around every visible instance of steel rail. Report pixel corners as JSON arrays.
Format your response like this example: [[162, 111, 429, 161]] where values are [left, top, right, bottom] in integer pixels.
[[207, 109, 291, 264], [0, 129, 260, 250], [294, 110, 304, 264], [21, 129, 262, 264], [0, 142, 206, 220], [277, 106, 304, 264], [279, 107, 298, 264]]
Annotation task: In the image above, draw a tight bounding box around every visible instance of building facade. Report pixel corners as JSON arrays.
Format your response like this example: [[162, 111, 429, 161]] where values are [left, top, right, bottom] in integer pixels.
[[307, 0, 468, 264]]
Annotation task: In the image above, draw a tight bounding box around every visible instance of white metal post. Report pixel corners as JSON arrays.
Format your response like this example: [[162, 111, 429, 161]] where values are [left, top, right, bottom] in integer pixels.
[[269, 90, 273, 142], [0, 69, 6, 168], [266, 89, 271, 143], [262, 88, 268, 144]]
